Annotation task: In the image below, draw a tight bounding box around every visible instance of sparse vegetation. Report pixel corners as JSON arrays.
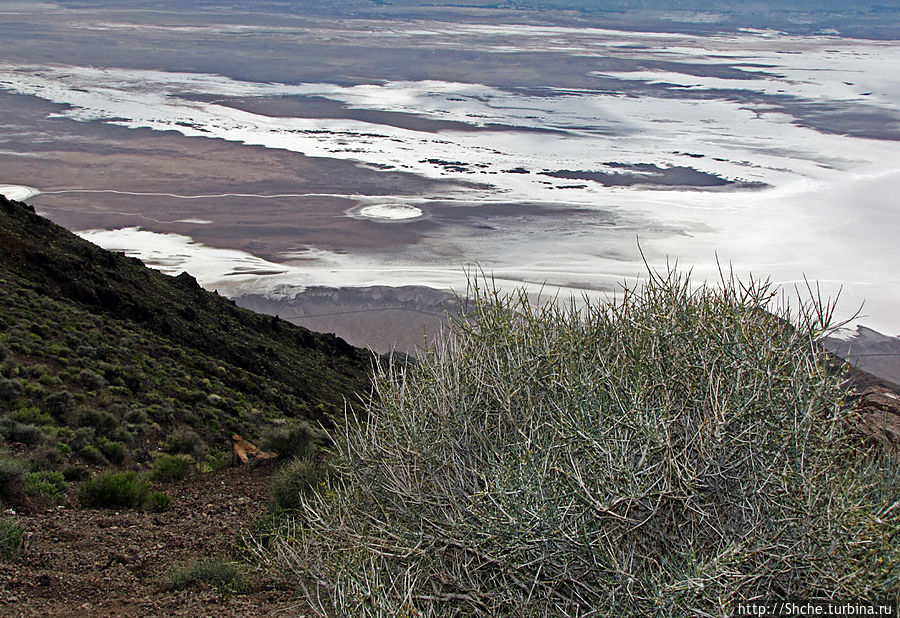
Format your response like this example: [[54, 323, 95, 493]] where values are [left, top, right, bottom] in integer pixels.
[[0, 196, 372, 522], [152, 454, 195, 483], [161, 557, 255, 593], [261, 419, 321, 460], [0, 183, 369, 611], [250, 272, 900, 615], [144, 491, 172, 512], [0, 455, 27, 505], [270, 458, 330, 512], [0, 517, 25, 561], [199, 450, 231, 473]]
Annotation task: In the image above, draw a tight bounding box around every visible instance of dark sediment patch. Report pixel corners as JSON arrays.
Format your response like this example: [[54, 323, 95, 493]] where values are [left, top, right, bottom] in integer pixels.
[[540, 163, 769, 190], [183, 94, 569, 135]]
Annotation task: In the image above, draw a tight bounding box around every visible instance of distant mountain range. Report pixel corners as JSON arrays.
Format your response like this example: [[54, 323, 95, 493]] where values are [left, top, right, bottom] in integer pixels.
[[824, 326, 900, 392], [47, 0, 900, 37]]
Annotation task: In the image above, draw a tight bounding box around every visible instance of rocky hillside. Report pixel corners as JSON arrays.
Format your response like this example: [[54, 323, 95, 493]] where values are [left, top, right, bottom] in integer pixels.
[[0, 193, 373, 474], [0, 194, 378, 614], [824, 326, 900, 392]]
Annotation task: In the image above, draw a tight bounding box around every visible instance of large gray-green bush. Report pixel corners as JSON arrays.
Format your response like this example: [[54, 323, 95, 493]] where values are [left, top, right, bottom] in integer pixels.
[[252, 271, 899, 616]]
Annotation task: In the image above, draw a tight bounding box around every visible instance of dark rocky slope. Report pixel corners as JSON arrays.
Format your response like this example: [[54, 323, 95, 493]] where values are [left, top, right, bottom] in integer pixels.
[[0, 194, 372, 418], [0, 193, 373, 472]]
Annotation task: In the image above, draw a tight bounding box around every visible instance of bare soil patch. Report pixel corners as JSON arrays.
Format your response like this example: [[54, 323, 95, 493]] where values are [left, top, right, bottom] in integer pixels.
[[0, 465, 306, 617]]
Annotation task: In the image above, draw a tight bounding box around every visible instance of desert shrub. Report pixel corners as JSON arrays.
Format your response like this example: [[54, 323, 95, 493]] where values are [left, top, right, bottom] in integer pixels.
[[122, 369, 149, 394], [23, 363, 49, 380], [8, 406, 54, 426], [29, 444, 63, 471], [123, 407, 149, 424], [0, 378, 22, 402], [98, 438, 126, 464], [249, 272, 900, 616], [147, 404, 173, 423], [42, 390, 74, 420], [20, 381, 46, 400], [0, 360, 17, 378], [76, 408, 117, 435], [247, 509, 290, 552], [78, 444, 108, 465], [62, 465, 90, 482], [199, 450, 231, 473], [151, 454, 194, 483], [144, 491, 171, 512], [270, 458, 330, 512], [261, 419, 320, 460], [78, 471, 149, 508], [175, 388, 206, 404], [75, 345, 97, 360], [0, 418, 46, 445], [161, 557, 254, 593], [46, 343, 71, 359], [0, 457, 27, 504], [37, 372, 62, 387], [24, 470, 66, 501], [162, 428, 206, 459], [70, 426, 95, 450], [78, 369, 106, 391], [0, 517, 25, 561]]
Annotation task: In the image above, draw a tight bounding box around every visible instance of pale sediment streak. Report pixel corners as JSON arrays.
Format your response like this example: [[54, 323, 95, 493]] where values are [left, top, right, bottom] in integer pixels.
[[0, 185, 40, 200]]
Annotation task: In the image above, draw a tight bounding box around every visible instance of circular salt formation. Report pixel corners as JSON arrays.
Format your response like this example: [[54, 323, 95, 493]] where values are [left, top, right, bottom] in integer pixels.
[[0, 185, 40, 201], [357, 203, 423, 221]]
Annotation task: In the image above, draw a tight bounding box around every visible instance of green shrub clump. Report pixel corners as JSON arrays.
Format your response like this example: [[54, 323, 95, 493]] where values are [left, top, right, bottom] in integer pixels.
[[198, 450, 231, 473], [0, 378, 22, 402], [97, 437, 126, 464], [24, 470, 66, 501], [151, 454, 194, 483], [144, 491, 172, 512], [262, 419, 320, 460], [270, 458, 330, 512], [78, 470, 149, 508], [78, 444, 108, 465], [249, 272, 900, 616], [162, 428, 206, 459]]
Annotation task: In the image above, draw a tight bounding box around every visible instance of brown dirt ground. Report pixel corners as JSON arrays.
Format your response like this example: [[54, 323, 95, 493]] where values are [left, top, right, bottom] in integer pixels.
[[0, 465, 311, 617]]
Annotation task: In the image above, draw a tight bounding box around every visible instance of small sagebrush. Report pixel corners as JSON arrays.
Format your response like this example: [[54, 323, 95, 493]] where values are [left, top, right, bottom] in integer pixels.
[[0, 456, 27, 505], [24, 470, 66, 501], [151, 454, 195, 483], [144, 491, 172, 513], [250, 271, 900, 616], [270, 458, 330, 512], [78, 470, 149, 508], [262, 419, 321, 460]]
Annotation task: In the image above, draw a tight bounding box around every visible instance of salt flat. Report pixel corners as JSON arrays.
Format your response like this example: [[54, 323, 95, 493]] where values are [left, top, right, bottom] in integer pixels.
[[0, 6, 898, 342]]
